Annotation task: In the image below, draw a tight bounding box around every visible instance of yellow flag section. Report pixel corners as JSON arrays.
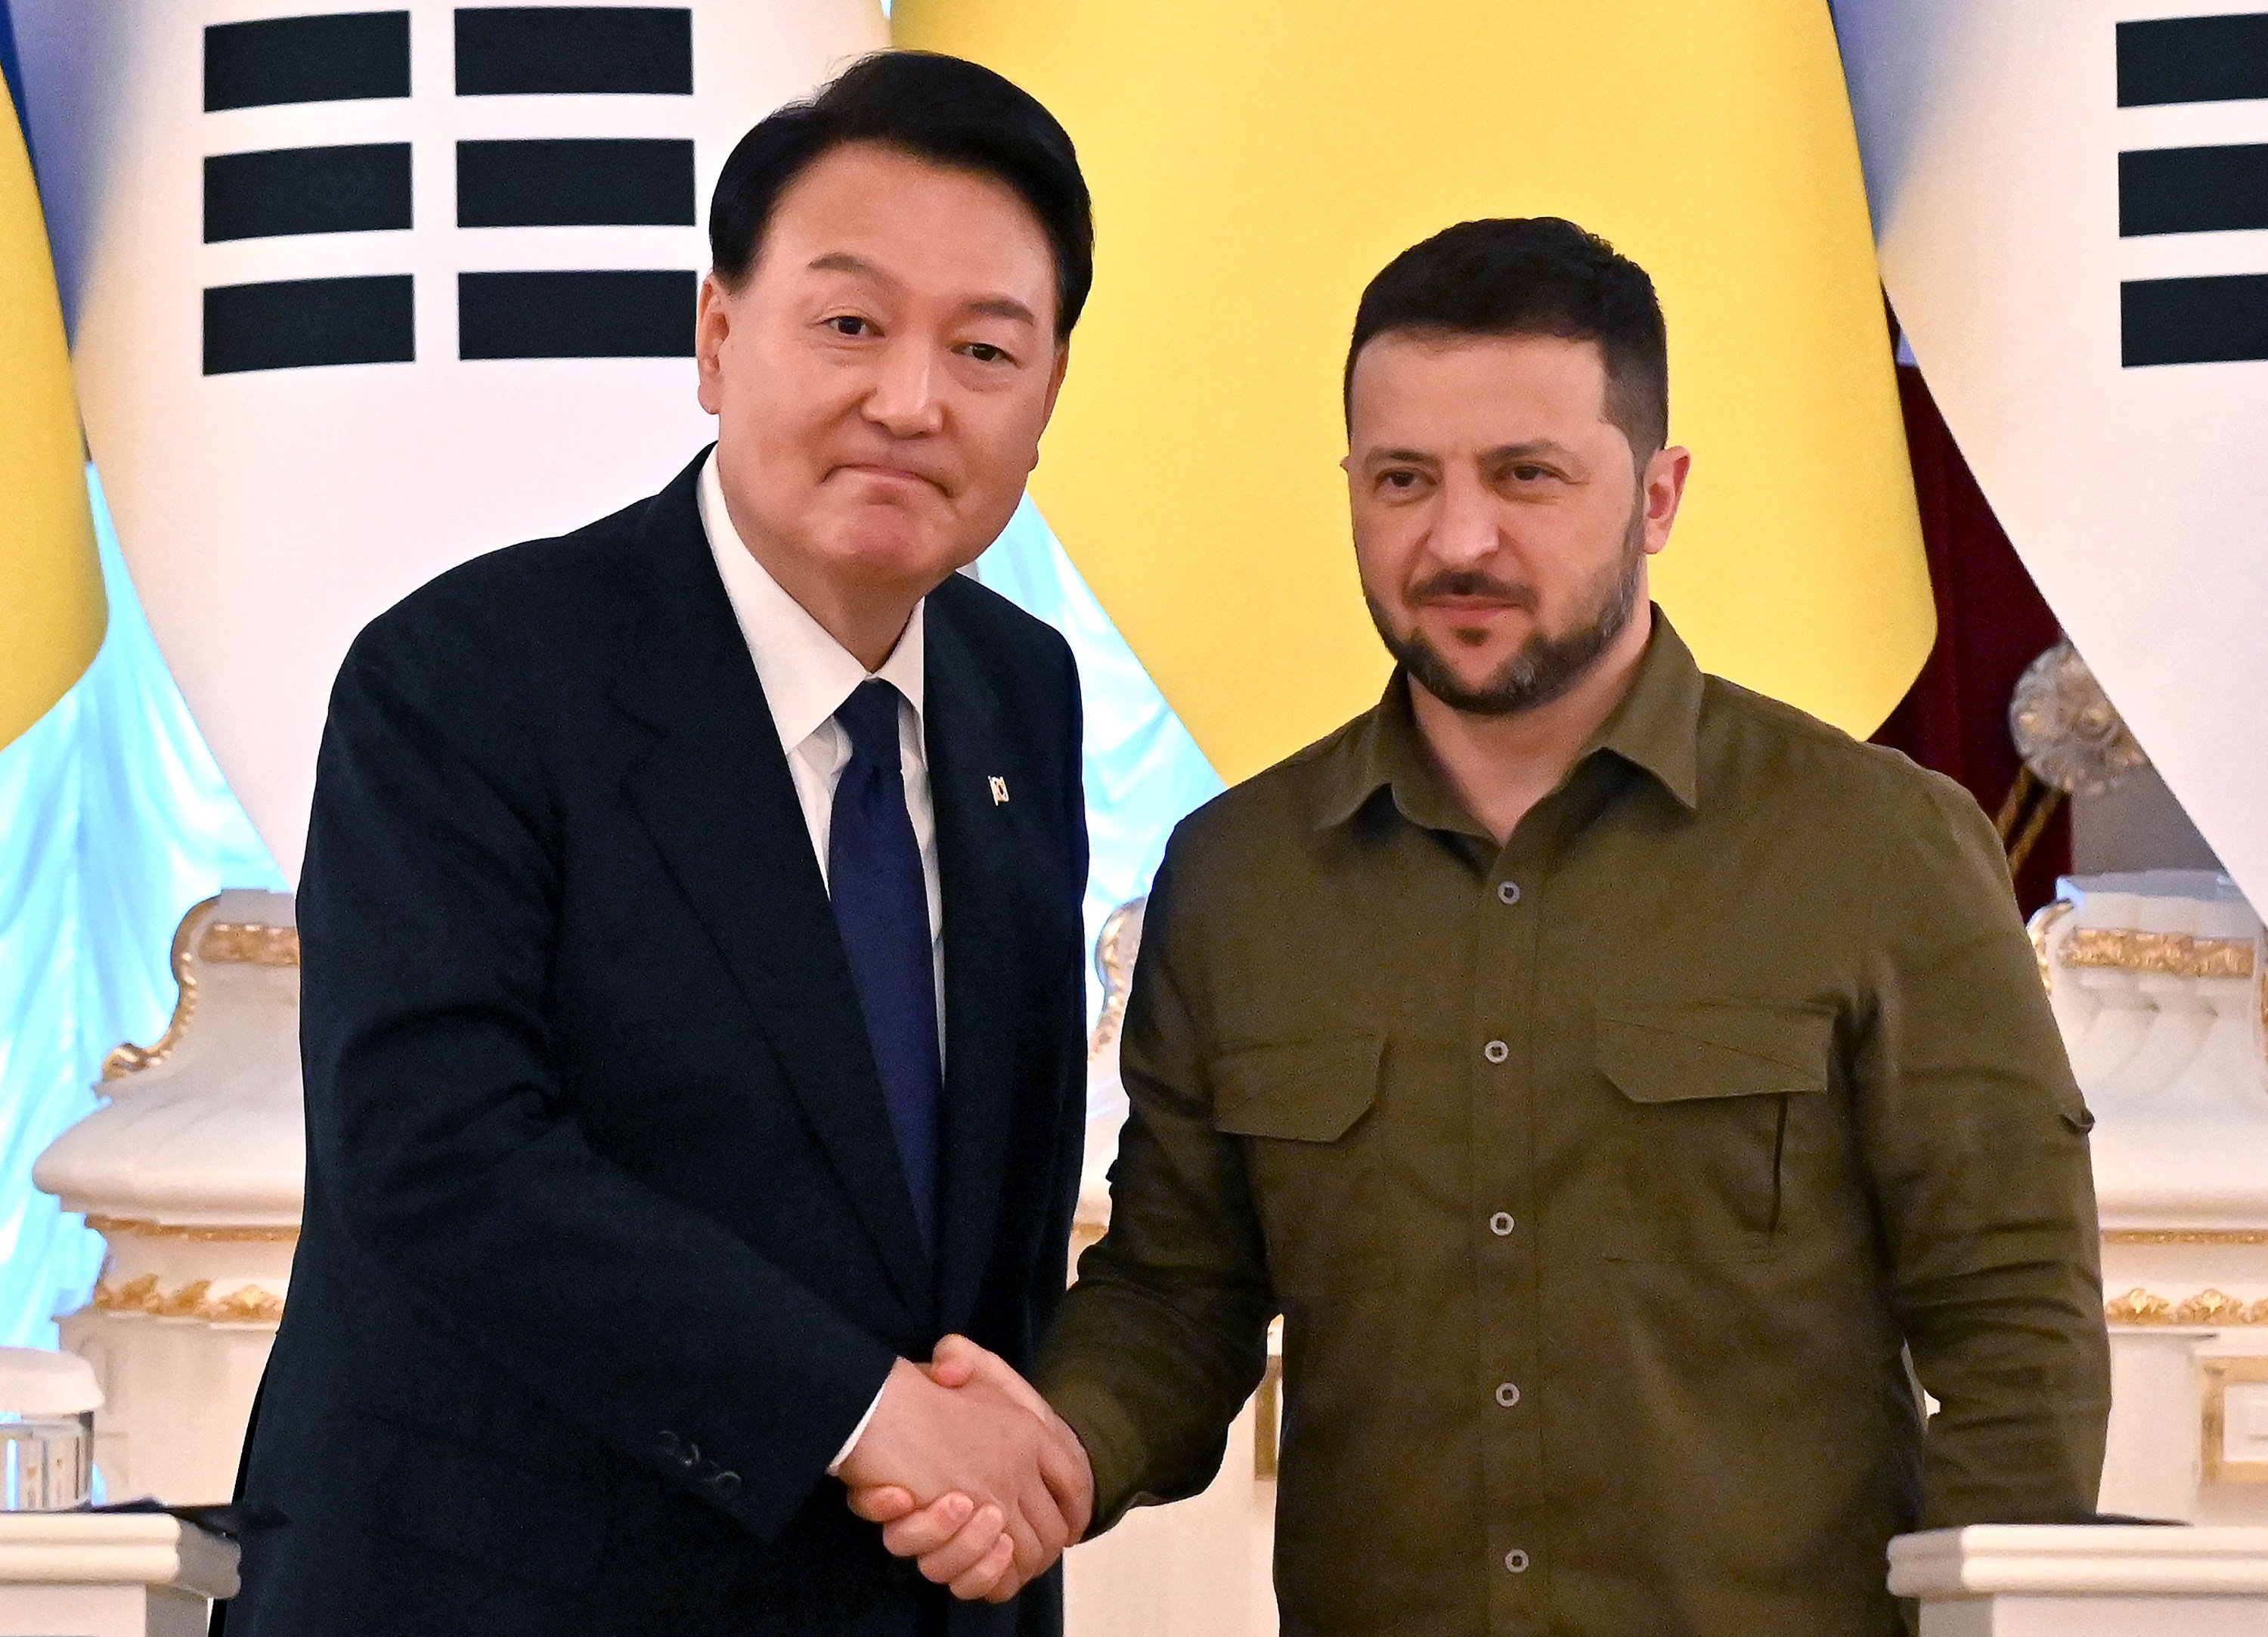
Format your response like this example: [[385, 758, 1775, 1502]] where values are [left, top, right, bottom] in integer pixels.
[[895, 0, 1930, 781], [0, 95, 102, 749]]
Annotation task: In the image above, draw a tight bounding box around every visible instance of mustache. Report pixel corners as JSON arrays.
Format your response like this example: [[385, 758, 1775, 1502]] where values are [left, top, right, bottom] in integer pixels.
[[1406, 570, 1537, 607]]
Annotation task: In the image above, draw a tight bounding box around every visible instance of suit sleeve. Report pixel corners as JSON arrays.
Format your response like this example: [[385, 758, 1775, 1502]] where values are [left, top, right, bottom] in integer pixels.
[[298, 625, 895, 1544], [1853, 773, 2112, 1525], [1036, 836, 1276, 1530]]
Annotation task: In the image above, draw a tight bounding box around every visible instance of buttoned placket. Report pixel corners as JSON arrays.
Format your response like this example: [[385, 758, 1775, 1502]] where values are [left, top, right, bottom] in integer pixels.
[[1472, 834, 1546, 1635]]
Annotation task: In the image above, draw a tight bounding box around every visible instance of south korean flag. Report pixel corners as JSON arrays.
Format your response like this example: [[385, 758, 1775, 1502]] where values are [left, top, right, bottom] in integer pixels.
[[1836, 2, 2268, 912], [11, 1, 886, 878]]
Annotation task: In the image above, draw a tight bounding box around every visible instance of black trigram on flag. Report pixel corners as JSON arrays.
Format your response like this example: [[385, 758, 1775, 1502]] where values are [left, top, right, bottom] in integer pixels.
[[202, 6, 700, 374], [2118, 13, 2268, 367]]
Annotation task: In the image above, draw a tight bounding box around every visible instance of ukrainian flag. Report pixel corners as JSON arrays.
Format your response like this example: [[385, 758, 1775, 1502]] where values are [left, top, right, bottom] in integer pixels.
[[0, 42, 104, 749], [896, 0, 1931, 781]]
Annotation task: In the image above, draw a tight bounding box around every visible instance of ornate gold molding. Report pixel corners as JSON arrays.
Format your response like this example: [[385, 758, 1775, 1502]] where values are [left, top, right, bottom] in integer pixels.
[[2105, 1288, 2174, 1323], [93, 1274, 284, 1325], [2062, 927, 2258, 980], [84, 1216, 299, 1245], [100, 904, 299, 1082], [197, 922, 300, 967], [101, 897, 218, 1081], [2105, 1285, 2268, 1325], [2176, 1288, 2257, 1325], [2104, 1229, 2268, 1246]]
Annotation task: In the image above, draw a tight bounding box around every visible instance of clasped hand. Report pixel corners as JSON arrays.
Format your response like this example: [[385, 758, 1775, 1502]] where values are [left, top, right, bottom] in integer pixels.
[[838, 1336, 1094, 1603]]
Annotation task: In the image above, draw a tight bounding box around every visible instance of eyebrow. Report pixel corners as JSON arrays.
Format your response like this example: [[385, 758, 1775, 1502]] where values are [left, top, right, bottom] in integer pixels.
[[807, 253, 1038, 327], [1362, 439, 1579, 467], [968, 295, 1039, 327], [1484, 440, 1578, 464], [808, 251, 891, 283]]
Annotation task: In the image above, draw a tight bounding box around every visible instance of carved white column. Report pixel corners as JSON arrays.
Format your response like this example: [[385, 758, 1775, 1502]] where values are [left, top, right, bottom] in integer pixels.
[[2032, 874, 2268, 1527], [33, 891, 303, 1505]]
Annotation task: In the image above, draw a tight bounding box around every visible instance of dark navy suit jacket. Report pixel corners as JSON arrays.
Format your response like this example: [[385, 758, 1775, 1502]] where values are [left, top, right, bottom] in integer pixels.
[[222, 451, 1090, 1635]]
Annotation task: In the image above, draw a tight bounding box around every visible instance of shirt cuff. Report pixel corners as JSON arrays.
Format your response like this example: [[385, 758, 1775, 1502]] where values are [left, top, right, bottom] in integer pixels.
[[827, 1380, 889, 1477]]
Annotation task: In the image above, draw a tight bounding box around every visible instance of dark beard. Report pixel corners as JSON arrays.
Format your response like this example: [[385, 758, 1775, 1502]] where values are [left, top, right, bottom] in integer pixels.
[[1366, 501, 1647, 718]]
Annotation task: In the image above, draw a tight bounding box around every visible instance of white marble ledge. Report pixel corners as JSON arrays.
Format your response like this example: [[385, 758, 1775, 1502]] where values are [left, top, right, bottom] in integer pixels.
[[0, 1515, 238, 1600], [1889, 1525, 2268, 1598]]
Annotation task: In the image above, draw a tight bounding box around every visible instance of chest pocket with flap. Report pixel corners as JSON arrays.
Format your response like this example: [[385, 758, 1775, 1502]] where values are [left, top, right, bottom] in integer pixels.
[[1210, 1035, 1386, 1291], [1594, 1003, 1833, 1261]]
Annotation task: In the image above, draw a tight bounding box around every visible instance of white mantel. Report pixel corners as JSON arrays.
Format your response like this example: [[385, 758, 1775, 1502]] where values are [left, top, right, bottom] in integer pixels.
[[1889, 1524, 2268, 1635], [0, 1514, 236, 1637]]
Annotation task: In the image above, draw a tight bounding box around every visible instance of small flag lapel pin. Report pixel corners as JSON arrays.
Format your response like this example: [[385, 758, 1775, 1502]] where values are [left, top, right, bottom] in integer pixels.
[[988, 775, 1010, 805]]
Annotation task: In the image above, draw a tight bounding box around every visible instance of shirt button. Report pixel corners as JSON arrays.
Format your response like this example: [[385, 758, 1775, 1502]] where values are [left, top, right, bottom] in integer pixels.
[[1489, 1211, 1515, 1236], [1483, 1040, 1510, 1065], [1497, 880, 1522, 905], [1504, 1549, 1530, 1573], [1495, 1381, 1521, 1408]]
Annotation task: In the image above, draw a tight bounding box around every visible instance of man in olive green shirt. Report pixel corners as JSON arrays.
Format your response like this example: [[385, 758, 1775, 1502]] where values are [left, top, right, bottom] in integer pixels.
[[858, 217, 2109, 1633]]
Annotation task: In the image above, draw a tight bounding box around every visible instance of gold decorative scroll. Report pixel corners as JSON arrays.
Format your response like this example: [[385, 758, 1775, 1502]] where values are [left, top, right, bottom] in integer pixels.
[[2027, 898, 2074, 993], [84, 1216, 299, 1244], [100, 902, 299, 1082], [101, 896, 217, 1081], [2061, 927, 2258, 980], [2103, 1229, 2268, 1246], [93, 1274, 284, 1325], [2105, 1286, 2268, 1325], [2104, 1288, 2174, 1324]]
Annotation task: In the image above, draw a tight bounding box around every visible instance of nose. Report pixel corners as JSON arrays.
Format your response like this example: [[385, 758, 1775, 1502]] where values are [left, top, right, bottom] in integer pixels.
[[1427, 467, 1499, 567], [863, 336, 946, 439]]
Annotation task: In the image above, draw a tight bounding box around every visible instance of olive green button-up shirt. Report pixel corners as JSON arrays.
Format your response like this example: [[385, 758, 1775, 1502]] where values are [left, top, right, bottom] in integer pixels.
[[1039, 615, 2109, 1637]]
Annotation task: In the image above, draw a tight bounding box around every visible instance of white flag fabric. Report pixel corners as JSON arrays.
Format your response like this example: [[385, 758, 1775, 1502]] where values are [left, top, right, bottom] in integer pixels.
[[1836, 1, 2268, 910], [13, 0, 886, 878]]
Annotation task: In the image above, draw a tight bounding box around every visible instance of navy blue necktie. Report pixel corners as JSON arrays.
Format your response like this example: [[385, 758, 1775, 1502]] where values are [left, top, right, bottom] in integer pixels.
[[828, 680, 944, 1248]]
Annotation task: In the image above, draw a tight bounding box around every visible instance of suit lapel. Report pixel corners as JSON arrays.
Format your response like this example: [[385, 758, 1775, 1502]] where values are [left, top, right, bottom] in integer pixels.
[[925, 612, 1030, 1336], [612, 457, 934, 1321]]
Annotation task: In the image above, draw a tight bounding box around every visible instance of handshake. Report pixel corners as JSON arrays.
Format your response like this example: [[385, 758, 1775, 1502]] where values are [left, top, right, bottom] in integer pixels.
[[837, 1336, 1095, 1603]]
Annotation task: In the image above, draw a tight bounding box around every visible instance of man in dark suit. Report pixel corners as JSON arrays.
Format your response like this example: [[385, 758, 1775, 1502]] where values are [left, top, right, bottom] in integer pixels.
[[221, 52, 1096, 1635]]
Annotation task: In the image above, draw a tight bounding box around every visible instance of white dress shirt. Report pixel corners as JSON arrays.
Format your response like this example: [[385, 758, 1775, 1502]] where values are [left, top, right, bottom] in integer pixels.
[[696, 450, 937, 1471]]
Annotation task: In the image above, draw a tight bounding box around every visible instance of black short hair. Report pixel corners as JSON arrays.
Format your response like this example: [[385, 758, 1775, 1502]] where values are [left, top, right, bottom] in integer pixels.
[[1345, 217, 1668, 460], [708, 51, 1092, 339]]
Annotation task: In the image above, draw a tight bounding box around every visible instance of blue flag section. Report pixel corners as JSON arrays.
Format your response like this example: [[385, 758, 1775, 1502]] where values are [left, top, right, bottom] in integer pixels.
[[0, 0, 23, 149], [0, 475, 283, 1347]]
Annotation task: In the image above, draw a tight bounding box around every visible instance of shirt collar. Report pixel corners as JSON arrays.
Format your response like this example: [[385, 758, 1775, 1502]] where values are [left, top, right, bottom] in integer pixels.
[[1588, 611, 1703, 810], [1312, 606, 1704, 832], [699, 449, 926, 755]]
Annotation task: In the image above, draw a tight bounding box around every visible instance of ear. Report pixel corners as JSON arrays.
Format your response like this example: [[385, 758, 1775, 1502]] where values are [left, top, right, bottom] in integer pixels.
[[694, 273, 732, 417], [1640, 445, 1692, 557]]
